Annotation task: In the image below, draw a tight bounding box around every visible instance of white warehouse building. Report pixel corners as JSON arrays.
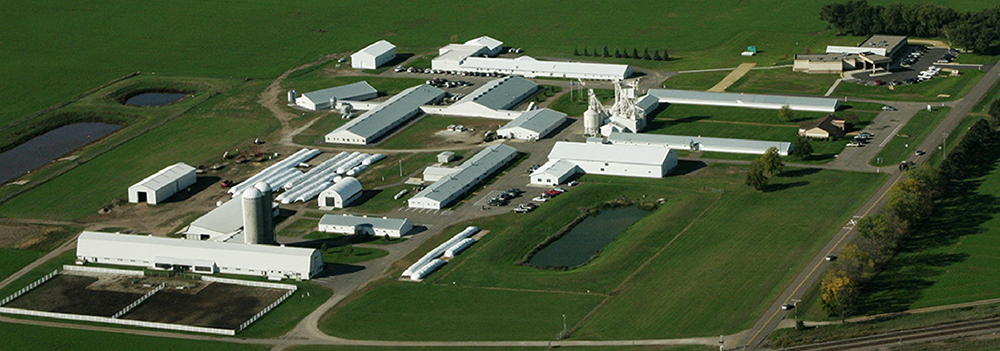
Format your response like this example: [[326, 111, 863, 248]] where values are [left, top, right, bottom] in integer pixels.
[[128, 163, 197, 205], [318, 214, 413, 238], [531, 142, 677, 186], [443, 76, 537, 117], [295, 81, 378, 111], [325, 84, 446, 145], [432, 37, 631, 80], [318, 177, 363, 208], [497, 108, 566, 140], [647, 89, 840, 113], [351, 40, 396, 70], [76, 231, 323, 280], [408, 144, 518, 210], [606, 131, 793, 156]]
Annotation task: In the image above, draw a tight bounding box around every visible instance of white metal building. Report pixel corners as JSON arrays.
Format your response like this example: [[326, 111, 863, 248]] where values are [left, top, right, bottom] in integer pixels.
[[318, 177, 362, 208], [607, 131, 793, 156], [646, 89, 840, 113], [127, 163, 197, 205], [408, 144, 518, 209], [76, 231, 323, 280], [530, 142, 677, 185], [437, 151, 456, 163], [295, 81, 378, 111], [325, 84, 446, 145], [464, 36, 503, 56], [459, 56, 632, 80], [317, 214, 413, 238], [497, 108, 566, 140], [444, 76, 537, 117], [351, 40, 396, 70]]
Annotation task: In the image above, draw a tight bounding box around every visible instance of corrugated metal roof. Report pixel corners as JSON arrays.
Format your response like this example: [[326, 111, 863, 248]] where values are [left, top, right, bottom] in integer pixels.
[[79, 231, 316, 258], [462, 56, 631, 78], [530, 159, 579, 178], [301, 81, 377, 104], [646, 89, 840, 112], [328, 84, 445, 141], [548, 141, 672, 166], [131, 163, 195, 191], [607, 132, 793, 156], [319, 214, 411, 232], [410, 144, 517, 204], [357, 40, 395, 57], [187, 198, 244, 236], [499, 108, 566, 134], [456, 76, 537, 110], [320, 177, 362, 199], [464, 36, 503, 51]]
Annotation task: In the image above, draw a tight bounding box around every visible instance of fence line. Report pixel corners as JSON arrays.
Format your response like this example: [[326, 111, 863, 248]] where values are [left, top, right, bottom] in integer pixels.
[[62, 265, 145, 276], [112, 283, 164, 319], [201, 276, 297, 290], [0, 270, 57, 307], [0, 307, 234, 335], [237, 288, 297, 332]]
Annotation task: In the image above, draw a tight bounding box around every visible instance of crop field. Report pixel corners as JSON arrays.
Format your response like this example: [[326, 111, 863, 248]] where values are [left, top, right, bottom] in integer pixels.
[[322, 164, 886, 340], [871, 107, 951, 165], [834, 70, 985, 102]]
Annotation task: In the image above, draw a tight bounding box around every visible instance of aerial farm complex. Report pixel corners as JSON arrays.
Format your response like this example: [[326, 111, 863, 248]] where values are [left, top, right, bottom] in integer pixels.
[[3, 2, 1000, 349]]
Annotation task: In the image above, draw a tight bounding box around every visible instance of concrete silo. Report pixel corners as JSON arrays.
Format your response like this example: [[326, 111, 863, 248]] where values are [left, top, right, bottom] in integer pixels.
[[254, 182, 276, 244], [242, 188, 266, 245]]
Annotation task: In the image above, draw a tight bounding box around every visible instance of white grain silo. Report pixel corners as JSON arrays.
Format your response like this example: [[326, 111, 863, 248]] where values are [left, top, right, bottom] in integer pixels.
[[242, 188, 266, 245], [583, 106, 601, 136], [254, 182, 276, 244], [287, 90, 297, 104]]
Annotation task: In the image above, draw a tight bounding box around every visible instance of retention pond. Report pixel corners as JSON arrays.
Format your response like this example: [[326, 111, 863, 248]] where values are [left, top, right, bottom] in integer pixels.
[[528, 206, 649, 269], [124, 92, 187, 107], [0, 122, 121, 184]]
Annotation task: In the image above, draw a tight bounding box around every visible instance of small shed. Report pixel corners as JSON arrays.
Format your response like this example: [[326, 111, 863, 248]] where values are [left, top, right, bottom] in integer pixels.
[[318, 177, 362, 208], [437, 151, 456, 163], [128, 163, 197, 205]]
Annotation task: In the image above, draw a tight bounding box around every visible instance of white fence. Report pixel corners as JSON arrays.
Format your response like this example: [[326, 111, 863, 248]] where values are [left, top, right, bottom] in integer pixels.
[[63, 265, 145, 276], [201, 276, 297, 290], [0, 270, 57, 307], [0, 307, 235, 335], [112, 283, 164, 319], [237, 287, 296, 332]]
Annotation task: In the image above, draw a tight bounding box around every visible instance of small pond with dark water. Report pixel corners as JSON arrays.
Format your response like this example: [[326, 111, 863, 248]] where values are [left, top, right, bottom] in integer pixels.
[[124, 92, 187, 107], [528, 206, 650, 269], [0, 123, 121, 184]]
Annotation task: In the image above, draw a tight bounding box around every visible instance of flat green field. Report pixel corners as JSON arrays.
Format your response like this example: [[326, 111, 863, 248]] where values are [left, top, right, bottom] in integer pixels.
[[0, 248, 44, 281], [728, 69, 840, 96], [323, 164, 886, 340], [871, 107, 950, 166], [834, 70, 985, 102], [0, 322, 265, 351], [661, 71, 733, 91], [277, 218, 320, 238]]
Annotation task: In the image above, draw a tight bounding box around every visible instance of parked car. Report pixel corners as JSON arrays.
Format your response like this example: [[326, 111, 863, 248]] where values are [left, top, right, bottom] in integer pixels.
[[532, 196, 549, 202], [568, 180, 579, 187], [544, 190, 561, 197], [781, 304, 795, 310], [825, 255, 838, 262], [553, 187, 567, 193], [513, 207, 529, 214], [915, 150, 926, 156]]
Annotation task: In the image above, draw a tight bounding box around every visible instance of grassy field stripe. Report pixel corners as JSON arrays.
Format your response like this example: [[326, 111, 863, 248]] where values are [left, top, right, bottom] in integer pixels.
[[745, 170, 904, 347], [568, 194, 724, 336], [658, 118, 798, 128], [437, 284, 608, 297]]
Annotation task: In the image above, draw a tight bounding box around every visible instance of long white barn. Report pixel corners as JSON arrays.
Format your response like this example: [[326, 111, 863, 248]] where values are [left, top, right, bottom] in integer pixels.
[[647, 89, 840, 113], [295, 81, 378, 111], [76, 231, 323, 280], [408, 144, 518, 209], [432, 37, 631, 81], [530, 142, 677, 186], [497, 108, 566, 140], [606, 132, 793, 156], [325, 84, 445, 145], [317, 214, 413, 238]]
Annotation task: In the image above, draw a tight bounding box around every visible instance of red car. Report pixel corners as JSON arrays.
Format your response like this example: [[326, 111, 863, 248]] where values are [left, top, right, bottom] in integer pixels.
[[544, 190, 561, 197]]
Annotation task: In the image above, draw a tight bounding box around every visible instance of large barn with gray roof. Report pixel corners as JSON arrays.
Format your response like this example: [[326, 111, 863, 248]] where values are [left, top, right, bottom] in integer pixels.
[[325, 84, 445, 145], [408, 144, 518, 210], [647, 89, 840, 112]]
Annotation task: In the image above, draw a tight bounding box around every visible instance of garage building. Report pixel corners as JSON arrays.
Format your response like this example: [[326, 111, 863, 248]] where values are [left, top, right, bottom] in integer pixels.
[[325, 84, 446, 145], [408, 144, 518, 209], [647, 89, 840, 113], [351, 40, 396, 70], [318, 214, 413, 238], [530, 142, 677, 185], [497, 108, 566, 140], [128, 163, 197, 205], [76, 231, 323, 280], [318, 177, 362, 208], [295, 81, 378, 111]]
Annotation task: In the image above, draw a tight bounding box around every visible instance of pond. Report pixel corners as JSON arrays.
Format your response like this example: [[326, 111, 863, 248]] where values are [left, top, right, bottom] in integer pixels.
[[124, 92, 187, 107], [0, 123, 121, 184], [527, 206, 650, 269]]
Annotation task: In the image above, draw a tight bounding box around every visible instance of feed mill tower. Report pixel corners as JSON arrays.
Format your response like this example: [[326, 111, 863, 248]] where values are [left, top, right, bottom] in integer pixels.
[[242, 182, 276, 245], [584, 79, 651, 137]]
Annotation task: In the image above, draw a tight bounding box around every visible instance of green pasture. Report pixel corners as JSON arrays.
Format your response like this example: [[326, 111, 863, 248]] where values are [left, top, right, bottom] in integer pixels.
[[292, 114, 350, 146], [0, 322, 266, 351], [0, 248, 44, 281], [728, 68, 840, 96], [661, 70, 733, 91], [834, 70, 985, 102], [321, 246, 389, 265], [871, 107, 950, 166], [278, 218, 320, 238], [323, 164, 886, 340], [348, 184, 411, 214]]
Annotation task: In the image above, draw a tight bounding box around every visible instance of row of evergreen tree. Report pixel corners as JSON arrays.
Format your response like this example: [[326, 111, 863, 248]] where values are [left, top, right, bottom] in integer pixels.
[[819, 100, 1000, 319], [574, 47, 669, 61], [820, 0, 1000, 53]]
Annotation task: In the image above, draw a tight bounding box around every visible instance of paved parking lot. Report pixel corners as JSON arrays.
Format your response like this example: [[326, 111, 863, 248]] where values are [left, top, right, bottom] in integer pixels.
[[850, 47, 952, 84]]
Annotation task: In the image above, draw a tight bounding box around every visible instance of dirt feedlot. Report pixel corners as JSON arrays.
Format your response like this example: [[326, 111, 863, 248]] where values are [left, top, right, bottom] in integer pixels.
[[122, 282, 287, 329], [5, 274, 143, 316]]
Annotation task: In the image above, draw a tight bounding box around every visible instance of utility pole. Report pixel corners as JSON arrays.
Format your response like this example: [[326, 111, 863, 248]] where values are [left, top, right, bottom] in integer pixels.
[[399, 159, 403, 177]]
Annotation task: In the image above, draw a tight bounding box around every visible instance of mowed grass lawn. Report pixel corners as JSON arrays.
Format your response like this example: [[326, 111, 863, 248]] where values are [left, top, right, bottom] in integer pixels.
[[661, 70, 733, 91], [0, 248, 44, 281], [834, 70, 985, 102], [323, 164, 886, 340], [0, 322, 266, 351], [871, 107, 950, 165], [728, 68, 840, 96]]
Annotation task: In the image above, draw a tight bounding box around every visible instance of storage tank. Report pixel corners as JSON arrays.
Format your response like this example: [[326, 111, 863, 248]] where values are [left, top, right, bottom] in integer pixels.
[[254, 182, 276, 244], [287, 90, 297, 104], [583, 106, 601, 136], [242, 188, 266, 245]]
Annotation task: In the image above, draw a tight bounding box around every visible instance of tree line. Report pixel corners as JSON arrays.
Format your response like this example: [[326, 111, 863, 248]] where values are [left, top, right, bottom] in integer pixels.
[[820, 0, 1000, 53], [574, 46, 669, 61], [820, 99, 1000, 318]]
